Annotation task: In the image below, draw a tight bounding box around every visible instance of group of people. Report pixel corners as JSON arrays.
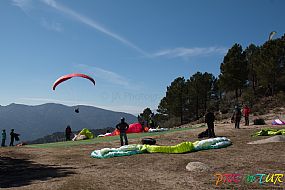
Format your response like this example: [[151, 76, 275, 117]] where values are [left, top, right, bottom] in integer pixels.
[[2, 104, 251, 148], [1, 129, 19, 147], [205, 104, 251, 138], [2, 105, 251, 148], [116, 104, 251, 147], [231, 104, 251, 129]]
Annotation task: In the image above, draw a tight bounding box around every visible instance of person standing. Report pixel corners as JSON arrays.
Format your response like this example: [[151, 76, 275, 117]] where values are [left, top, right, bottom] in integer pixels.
[[116, 117, 129, 146], [242, 105, 251, 126], [65, 125, 72, 141], [9, 129, 15, 146], [232, 106, 242, 129], [1, 129, 6, 147], [205, 109, 216, 138]]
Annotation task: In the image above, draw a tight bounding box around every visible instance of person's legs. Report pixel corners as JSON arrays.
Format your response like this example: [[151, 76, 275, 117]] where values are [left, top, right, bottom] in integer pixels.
[[235, 120, 239, 128], [10, 139, 14, 146], [210, 127, 216, 138], [207, 127, 212, 137], [245, 116, 249, 126], [123, 133, 128, 145], [237, 119, 240, 129], [1, 139, 5, 147], [119, 133, 124, 146], [207, 123, 215, 138]]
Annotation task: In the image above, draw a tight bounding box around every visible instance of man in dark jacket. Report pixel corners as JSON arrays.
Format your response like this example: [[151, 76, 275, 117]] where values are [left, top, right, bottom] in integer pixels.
[[232, 106, 242, 129], [116, 117, 129, 146], [10, 129, 15, 146], [65, 125, 72, 141], [205, 109, 216, 138]]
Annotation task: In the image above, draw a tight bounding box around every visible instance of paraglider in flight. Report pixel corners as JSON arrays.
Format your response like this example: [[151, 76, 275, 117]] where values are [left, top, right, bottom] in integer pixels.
[[269, 31, 277, 40], [52, 73, 95, 90]]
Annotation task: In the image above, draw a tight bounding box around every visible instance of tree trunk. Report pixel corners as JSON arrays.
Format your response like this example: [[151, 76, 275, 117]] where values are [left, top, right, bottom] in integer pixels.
[[196, 96, 199, 120], [180, 88, 183, 125], [235, 89, 239, 100], [204, 93, 207, 113]]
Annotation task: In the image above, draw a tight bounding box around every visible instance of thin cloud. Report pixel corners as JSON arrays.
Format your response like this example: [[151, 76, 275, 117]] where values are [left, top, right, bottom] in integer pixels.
[[11, 0, 64, 32], [11, 0, 33, 12], [41, 0, 148, 56], [76, 64, 130, 87], [41, 18, 63, 32], [153, 47, 228, 58]]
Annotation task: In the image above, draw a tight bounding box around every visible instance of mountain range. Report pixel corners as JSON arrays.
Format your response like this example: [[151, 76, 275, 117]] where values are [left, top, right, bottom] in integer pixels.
[[0, 103, 137, 141]]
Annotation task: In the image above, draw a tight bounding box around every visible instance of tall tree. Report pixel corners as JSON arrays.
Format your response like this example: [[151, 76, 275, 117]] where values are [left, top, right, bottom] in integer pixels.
[[255, 37, 285, 95], [157, 77, 186, 125], [219, 44, 248, 99], [157, 97, 168, 117], [141, 108, 153, 121], [244, 44, 260, 94], [186, 72, 215, 120]]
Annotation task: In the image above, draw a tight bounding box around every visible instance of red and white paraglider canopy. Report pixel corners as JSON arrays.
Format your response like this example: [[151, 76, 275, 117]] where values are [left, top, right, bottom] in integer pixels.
[[52, 73, 95, 90]]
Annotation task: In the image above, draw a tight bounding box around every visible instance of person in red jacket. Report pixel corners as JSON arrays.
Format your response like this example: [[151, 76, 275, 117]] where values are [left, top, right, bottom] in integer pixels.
[[242, 105, 250, 126]]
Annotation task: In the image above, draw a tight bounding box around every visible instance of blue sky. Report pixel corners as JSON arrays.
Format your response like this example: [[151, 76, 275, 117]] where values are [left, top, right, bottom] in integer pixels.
[[0, 0, 284, 115]]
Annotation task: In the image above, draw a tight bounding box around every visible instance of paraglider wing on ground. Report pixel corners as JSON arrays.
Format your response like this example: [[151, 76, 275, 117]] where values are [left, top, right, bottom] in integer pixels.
[[110, 123, 144, 136], [91, 137, 232, 159]]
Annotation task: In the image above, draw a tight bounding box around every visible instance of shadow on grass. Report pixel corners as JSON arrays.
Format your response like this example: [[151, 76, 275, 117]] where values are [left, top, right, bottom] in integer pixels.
[[0, 156, 75, 188]]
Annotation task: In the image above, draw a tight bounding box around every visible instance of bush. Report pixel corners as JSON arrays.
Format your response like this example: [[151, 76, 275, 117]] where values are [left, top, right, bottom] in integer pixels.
[[253, 118, 266, 125], [241, 89, 256, 106], [159, 117, 180, 128]]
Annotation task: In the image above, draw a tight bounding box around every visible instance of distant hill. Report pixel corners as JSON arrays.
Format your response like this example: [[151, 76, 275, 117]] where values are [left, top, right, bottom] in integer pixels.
[[0, 103, 137, 141]]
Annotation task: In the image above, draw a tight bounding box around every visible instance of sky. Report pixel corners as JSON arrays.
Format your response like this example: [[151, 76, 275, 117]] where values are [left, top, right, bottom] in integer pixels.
[[0, 0, 284, 115]]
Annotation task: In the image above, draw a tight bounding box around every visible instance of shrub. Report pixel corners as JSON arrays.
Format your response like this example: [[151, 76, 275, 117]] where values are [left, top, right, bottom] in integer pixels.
[[253, 118, 266, 125]]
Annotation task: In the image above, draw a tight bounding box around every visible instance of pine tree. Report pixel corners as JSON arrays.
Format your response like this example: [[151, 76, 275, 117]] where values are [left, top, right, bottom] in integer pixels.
[[219, 44, 248, 99]]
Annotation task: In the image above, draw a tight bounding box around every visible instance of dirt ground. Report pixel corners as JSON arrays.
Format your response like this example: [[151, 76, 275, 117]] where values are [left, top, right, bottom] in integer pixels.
[[1, 118, 285, 190]]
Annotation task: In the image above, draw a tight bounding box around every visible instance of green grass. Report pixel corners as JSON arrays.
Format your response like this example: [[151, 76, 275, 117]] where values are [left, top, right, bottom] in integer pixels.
[[26, 125, 206, 148]]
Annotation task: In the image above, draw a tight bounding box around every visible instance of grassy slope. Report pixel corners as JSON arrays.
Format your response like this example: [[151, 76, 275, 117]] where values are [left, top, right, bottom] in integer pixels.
[[26, 125, 205, 148]]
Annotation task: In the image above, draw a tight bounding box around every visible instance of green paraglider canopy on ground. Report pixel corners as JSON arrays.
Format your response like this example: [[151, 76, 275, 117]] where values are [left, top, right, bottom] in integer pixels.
[[252, 128, 285, 136], [90, 137, 232, 159], [78, 128, 94, 139]]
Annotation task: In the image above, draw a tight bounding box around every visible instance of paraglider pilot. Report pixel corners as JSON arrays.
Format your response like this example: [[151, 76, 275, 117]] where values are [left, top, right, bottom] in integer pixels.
[[9, 129, 15, 146], [116, 117, 129, 146], [1, 129, 6, 147], [232, 105, 242, 129], [65, 125, 72, 141], [205, 109, 216, 138]]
